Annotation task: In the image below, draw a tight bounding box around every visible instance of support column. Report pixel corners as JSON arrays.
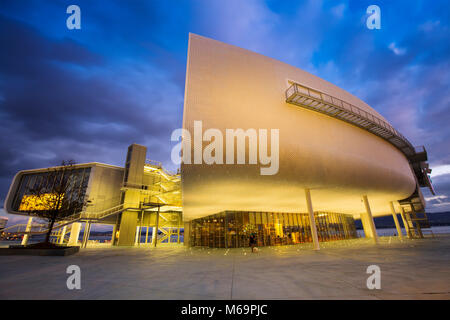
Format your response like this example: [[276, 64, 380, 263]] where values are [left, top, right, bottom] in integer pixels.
[[389, 202, 403, 239], [135, 226, 140, 245], [400, 207, 412, 238], [68, 222, 82, 246], [360, 212, 370, 238], [82, 222, 91, 248], [137, 210, 144, 246], [145, 226, 149, 244], [305, 188, 320, 251], [111, 224, 117, 245], [117, 144, 146, 246], [362, 195, 378, 244], [21, 217, 33, 246], [153, 208, 160, 247], [59, 225, 67, 244], [184, 221, 191, 247], [152, 227, 157, 245], [117, 211, 138, 246]]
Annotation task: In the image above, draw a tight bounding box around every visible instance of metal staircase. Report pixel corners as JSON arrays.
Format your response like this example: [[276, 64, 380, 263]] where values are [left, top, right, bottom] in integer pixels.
[[398, 187, 434, 239], [1, 198, 126, 237]]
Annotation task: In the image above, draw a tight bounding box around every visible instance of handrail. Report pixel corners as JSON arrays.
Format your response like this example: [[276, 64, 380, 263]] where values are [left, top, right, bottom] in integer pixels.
[[1, 223, 47, 234], [2, 204, 126, 236], [4, 165, 181, 236], [144, 159, 180, 178], [81, 204, 124, 220]]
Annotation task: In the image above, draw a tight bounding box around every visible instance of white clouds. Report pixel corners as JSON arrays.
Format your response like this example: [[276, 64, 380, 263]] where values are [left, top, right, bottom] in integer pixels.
[[430, 201, 450, 207], [425, 194, 450, 211], [425, 195, 447, 201], [430, 164, 450, 178], [388, 42, 406, 55]]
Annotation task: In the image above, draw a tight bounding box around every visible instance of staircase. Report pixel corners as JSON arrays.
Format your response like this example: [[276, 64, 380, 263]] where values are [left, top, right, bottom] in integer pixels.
[[3, 161, 182, 242], [399, 187, 434, 239]]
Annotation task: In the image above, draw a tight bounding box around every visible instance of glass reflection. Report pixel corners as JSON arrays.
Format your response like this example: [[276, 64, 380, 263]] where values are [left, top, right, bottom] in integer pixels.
[[189, 211, 357, 248]]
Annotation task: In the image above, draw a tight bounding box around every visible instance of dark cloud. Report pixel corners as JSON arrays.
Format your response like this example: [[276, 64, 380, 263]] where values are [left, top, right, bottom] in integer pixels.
[[0, 14, 184, 205]]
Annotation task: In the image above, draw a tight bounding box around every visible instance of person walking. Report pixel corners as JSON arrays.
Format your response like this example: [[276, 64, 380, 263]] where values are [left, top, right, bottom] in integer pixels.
[[249, 234, 256, 253]]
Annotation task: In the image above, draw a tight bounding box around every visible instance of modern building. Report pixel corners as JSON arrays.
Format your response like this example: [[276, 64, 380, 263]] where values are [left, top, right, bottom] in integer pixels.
[[3, 34, 434, 249], [3, 145, 182, 247], [181, 34, 434, 248]]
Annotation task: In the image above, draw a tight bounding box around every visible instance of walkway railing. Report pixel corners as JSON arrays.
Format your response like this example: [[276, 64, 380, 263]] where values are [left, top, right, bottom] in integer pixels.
[[4, 160, 182, 237], [2, 202, 126, 236], [1, 223, 47, 234], [286, 82, 416, 158]]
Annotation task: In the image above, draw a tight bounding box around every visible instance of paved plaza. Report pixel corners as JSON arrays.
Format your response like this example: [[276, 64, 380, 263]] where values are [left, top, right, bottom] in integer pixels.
[[0, 235, 449, 300]]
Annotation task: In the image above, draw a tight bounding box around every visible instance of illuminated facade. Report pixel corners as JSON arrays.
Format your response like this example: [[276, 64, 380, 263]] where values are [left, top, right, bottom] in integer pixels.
[[3, 34, 434, 249], [181, 34, 434, 248], [189, 211, 357, 248], [4, 145, 182, 247]]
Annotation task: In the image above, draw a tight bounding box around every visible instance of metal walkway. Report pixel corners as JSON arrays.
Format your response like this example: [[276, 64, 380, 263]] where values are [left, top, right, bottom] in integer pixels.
[[285, 82, 434, 194]]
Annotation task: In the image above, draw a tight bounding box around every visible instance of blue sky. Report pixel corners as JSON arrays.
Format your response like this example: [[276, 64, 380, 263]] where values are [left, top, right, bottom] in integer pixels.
[[0, 0, 449, 225]]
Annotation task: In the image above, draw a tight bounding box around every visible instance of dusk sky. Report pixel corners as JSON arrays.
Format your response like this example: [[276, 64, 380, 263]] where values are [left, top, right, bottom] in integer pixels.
[[0, 0, 449, 225]]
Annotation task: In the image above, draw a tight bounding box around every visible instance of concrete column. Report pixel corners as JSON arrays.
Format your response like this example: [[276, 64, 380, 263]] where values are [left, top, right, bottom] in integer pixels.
[[400, 207, 412, 238], [360, 212, 370, 238], [153, 209, 160, 247], [305, 188, 320, 251], [111, 224, 117, 245], [152, 227, 157, 245], [59, 225, 67, 244], [21, 217, 33, 246], [362, 195, 378, 244], [117, 144, 146, 246], [184, 221, 191, 247], [117, 211, 138, 246], [68, 222, 82, 246], [389, 202, 403, 239], [135, 226, 140, 245], [82, 222, 91, 248]]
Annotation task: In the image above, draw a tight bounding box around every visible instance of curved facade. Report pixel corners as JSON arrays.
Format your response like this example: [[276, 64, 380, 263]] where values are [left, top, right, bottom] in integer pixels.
[[181, 34, 419, 222]]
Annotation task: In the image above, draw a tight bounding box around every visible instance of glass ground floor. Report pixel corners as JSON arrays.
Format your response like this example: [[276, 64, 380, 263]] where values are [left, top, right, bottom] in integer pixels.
[[188, 211, 358, 248]]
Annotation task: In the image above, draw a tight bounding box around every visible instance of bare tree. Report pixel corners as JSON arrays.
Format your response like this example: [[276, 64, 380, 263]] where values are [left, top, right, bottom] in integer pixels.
[[21, 160, 88, 245]]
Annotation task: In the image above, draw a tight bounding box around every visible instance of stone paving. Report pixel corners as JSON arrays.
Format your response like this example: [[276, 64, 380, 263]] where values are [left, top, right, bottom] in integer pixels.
[[0, 235, 449, 299]]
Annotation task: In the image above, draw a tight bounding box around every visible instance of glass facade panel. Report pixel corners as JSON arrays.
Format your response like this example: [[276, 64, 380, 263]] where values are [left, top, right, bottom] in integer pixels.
[[189, 210, 357, 248], [11, 168, 91, 214]]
